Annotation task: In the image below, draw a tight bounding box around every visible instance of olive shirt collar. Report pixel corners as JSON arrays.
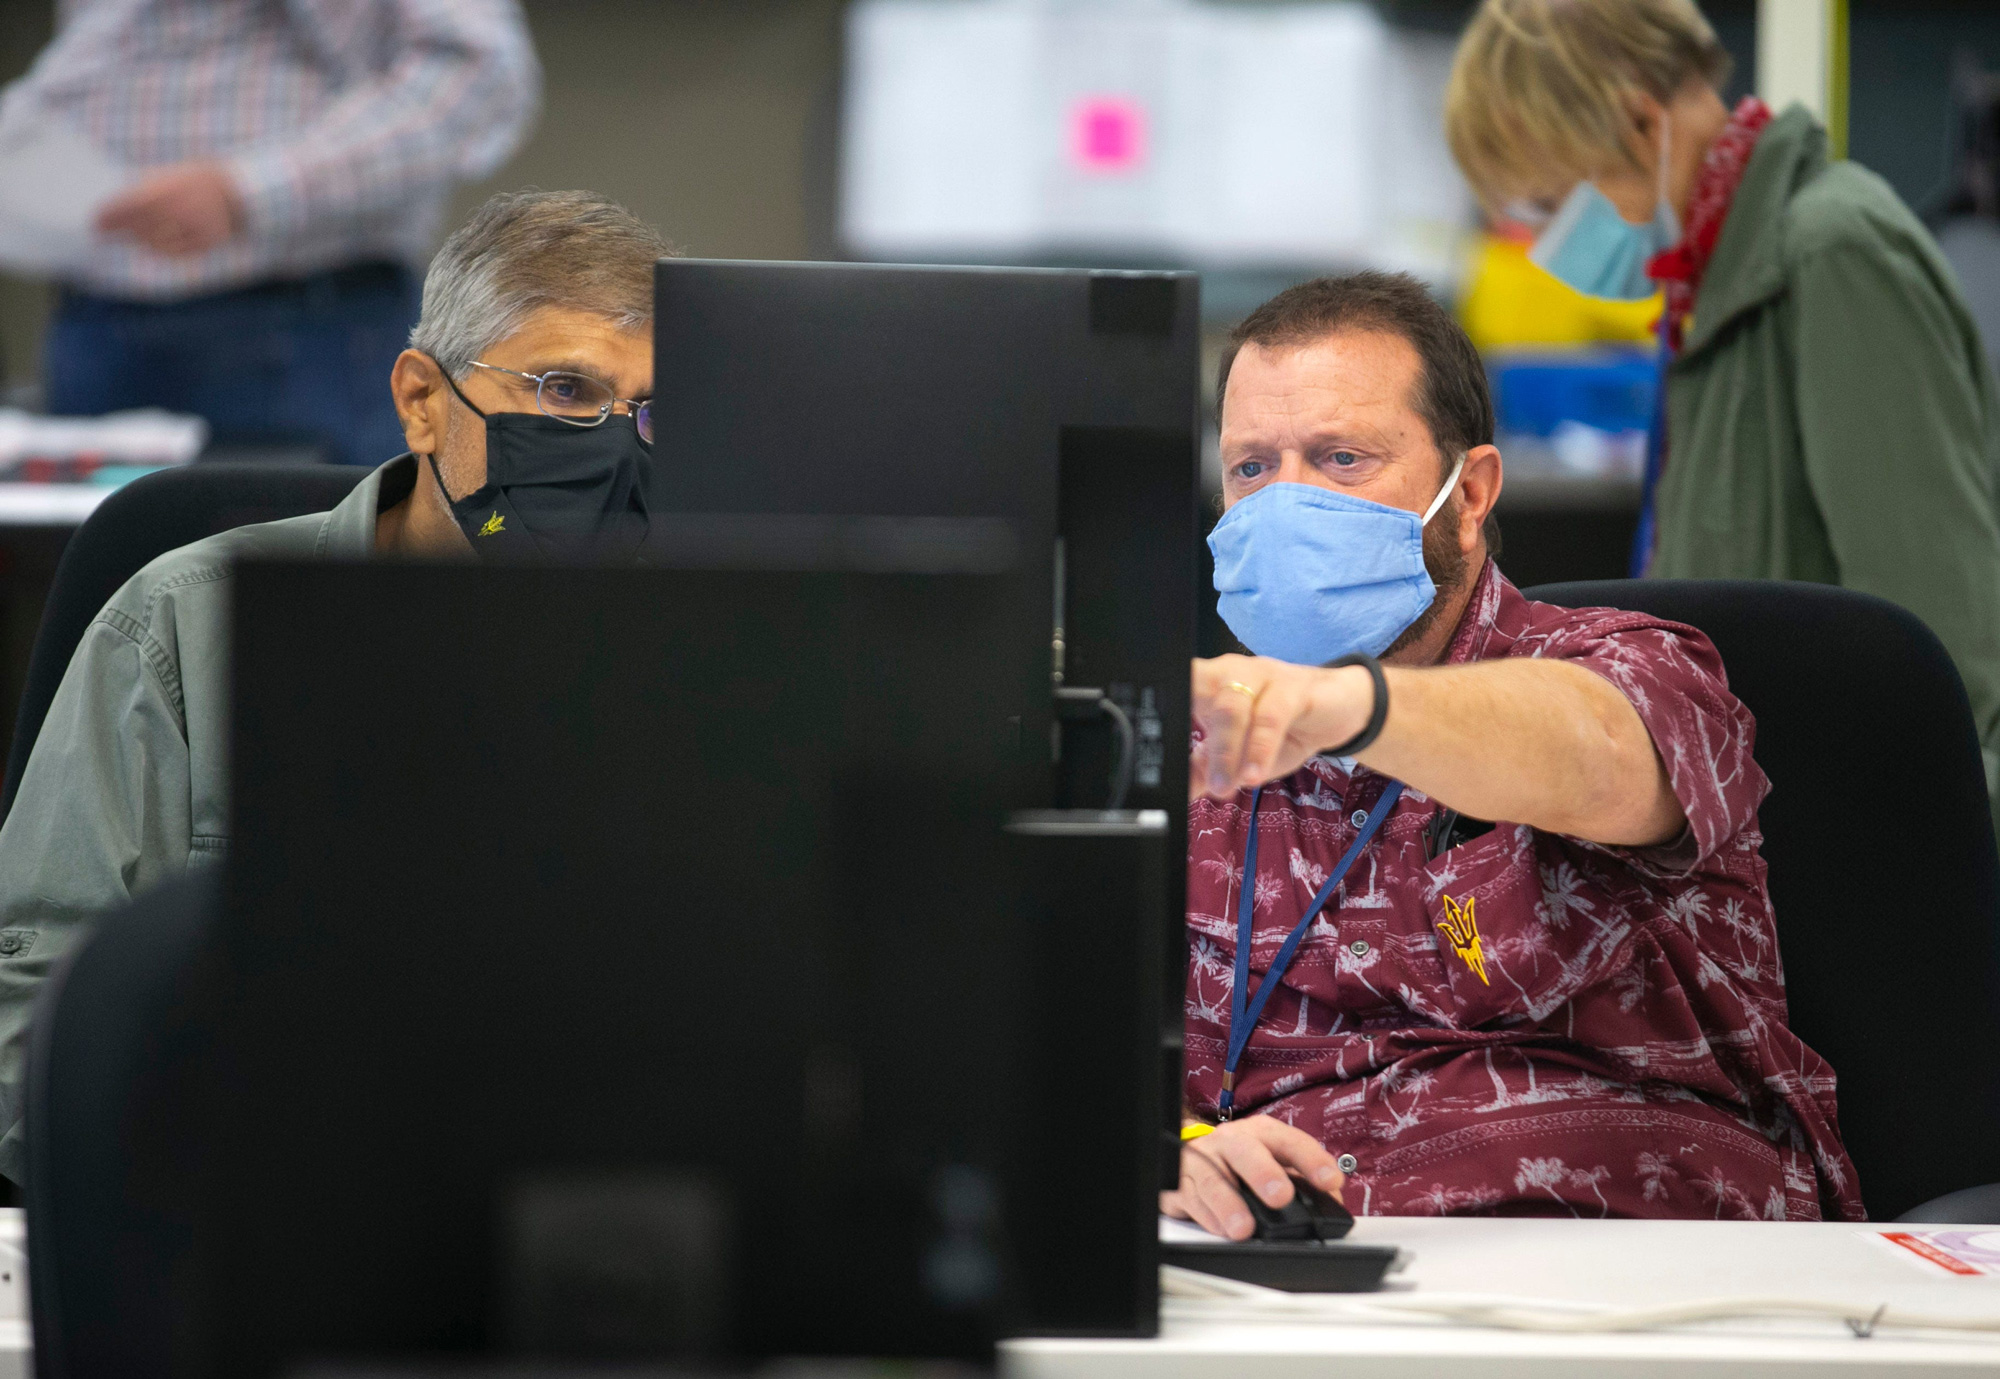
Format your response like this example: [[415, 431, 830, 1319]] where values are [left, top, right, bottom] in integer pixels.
[[319, 453, 419, 556], [1678, 104, 1826, 362]]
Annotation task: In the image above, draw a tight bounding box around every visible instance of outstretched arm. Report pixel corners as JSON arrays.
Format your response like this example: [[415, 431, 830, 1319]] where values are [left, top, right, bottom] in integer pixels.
[[1192, 653, 1685, 847]]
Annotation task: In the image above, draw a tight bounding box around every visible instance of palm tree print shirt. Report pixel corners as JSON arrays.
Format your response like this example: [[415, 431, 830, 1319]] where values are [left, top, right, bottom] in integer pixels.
[[1184, 560, 1865, 1221]]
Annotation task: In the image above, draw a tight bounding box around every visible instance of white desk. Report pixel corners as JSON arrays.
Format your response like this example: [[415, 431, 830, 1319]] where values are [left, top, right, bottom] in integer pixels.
[[0, 1211, 25, 1378], [1, 1206, 1996, 1375], [1005, 1218, 2000, 1378]]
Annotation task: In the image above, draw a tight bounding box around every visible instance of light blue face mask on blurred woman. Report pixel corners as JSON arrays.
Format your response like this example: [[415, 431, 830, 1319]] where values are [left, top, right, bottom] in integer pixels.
[[1527, 115, 1679, 301], [1207, 455, 1465, 666]]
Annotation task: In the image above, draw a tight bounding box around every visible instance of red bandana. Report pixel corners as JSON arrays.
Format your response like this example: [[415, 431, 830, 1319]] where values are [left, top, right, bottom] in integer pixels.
[[1646, 97, 1773, 351]]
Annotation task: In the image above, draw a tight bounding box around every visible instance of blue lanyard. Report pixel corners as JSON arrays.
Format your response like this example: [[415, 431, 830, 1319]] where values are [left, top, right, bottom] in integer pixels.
[[1218, 778, 1406, 1116], [1629, 315, 1675, 578]]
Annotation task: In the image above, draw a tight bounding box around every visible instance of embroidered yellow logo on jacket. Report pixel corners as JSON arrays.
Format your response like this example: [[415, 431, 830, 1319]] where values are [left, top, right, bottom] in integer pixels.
[[479, 511, 506, 537], [1437, 894, 1489, 985]]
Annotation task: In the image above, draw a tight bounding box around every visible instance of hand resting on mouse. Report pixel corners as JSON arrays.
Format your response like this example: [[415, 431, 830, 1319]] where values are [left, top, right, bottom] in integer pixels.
[[1162, 1113, 1348, 1240]]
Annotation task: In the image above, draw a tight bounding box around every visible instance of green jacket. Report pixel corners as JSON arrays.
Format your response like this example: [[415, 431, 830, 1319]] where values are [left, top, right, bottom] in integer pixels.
[[1650, 106, 2000, 806], [0, 457, 409, 1183]]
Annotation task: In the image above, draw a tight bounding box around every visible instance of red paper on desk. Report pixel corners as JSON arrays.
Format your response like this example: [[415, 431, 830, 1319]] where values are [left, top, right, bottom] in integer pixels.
[[1878, 1229, 2000, 1277]]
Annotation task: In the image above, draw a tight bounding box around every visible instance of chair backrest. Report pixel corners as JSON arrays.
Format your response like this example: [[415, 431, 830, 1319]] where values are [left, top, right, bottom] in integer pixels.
[[1527, 579, 2000, 1220], [26, 871, 217, 1379], [2, 464, 367, 824]]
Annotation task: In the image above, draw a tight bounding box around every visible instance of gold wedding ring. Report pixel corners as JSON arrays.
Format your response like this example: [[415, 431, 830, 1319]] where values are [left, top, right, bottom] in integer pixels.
[[1222, 680, 1259, 702]]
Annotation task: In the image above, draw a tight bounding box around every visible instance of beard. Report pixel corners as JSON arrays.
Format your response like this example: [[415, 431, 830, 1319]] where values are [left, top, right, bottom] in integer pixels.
[[1379, 493, 1472, 659]]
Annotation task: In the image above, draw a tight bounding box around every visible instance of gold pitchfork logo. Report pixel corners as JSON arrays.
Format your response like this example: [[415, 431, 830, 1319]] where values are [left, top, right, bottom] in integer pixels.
[[1437, 894, 1489, 986]]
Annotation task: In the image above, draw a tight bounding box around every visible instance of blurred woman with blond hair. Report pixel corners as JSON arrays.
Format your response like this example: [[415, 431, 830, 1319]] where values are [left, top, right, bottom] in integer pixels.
[[1446, 0, 2000, 815]]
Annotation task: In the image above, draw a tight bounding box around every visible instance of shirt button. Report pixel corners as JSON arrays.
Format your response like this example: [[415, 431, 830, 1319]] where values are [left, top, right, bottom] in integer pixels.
[[1348, 939, 1370, 958], [1336, 1153, 1359, 1175], [1349, 810, 1368, 828]]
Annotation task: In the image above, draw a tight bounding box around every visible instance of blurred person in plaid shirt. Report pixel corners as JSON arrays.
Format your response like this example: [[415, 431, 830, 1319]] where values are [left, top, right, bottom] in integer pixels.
[[0, 0, 540, 465]]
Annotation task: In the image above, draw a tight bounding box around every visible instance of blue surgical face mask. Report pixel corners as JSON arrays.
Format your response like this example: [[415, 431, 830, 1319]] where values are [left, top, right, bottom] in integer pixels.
[[1528, 114, 1679, 301], [1207, 455, 1466, 666]]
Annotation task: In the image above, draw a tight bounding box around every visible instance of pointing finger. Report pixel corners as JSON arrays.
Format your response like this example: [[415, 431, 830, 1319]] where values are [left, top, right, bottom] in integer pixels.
[[1200, 683, 1259, 796]]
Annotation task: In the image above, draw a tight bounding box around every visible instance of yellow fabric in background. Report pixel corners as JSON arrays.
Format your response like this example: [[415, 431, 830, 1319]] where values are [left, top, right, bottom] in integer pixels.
[[1458, 234, 1661, 352]]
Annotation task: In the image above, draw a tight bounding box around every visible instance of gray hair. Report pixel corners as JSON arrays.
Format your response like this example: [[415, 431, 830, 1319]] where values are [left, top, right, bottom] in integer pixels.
[[410, 189, 678, 379]]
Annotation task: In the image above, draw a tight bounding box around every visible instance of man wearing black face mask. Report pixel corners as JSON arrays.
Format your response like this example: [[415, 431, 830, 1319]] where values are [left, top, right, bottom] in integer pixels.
[[417, 362, 654, 562], [0, 190, 674, 1184], [386, 333, 656, 563], [383, 192, 664, 563]]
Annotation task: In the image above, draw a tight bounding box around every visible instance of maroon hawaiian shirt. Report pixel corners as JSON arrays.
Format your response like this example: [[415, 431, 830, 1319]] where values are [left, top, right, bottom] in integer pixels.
[[1185, 561, 1865, 1221]]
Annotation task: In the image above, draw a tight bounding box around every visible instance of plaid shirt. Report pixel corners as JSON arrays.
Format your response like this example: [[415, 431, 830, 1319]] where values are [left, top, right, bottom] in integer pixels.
[[1, 0, 540, 299]]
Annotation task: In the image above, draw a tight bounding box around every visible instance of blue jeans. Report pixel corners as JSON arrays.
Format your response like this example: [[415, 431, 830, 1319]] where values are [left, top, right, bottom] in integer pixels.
[[44, 262, 421, 467]]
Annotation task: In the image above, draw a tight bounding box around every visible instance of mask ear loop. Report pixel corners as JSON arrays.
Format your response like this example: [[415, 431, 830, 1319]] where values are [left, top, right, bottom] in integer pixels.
[[427, 452, 461, 509], [1655, 109, 1680, 241], [1420, 452, 1468, 526], [432, 359, 490, 420], [1656, 114, 1670, 208], [424, 356, 485, 509]]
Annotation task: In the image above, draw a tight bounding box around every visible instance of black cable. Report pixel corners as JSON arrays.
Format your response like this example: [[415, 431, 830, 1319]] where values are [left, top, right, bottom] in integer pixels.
[[1099, 695, 1135, 812], [1054, 685, 1136, 811]]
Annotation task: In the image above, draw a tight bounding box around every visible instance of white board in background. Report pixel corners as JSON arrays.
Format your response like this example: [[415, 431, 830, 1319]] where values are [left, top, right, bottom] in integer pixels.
[[1160, 4, 1385, 261], [842, 2, 1040, 253], [840, 0, 1474, 278]]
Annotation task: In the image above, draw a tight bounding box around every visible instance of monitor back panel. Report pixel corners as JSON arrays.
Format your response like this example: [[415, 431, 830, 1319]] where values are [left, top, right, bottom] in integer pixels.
[[650, 259, 1200, 820], [197, 561, 1150, 1374], [652, 260, 1200, 1190]]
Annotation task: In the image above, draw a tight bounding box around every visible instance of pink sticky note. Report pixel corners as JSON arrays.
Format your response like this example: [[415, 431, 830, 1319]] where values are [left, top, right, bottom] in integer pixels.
[[1071, 97, 1146, 173]]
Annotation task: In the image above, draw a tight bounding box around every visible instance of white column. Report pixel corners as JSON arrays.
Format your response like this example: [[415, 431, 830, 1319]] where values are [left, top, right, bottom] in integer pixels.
[[1756, 0, 1830, 120], [1757, 0, 1848, 156]]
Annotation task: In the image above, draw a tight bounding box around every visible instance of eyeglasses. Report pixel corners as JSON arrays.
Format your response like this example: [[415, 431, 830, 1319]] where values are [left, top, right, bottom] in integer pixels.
[[467, 361, 654, 444]]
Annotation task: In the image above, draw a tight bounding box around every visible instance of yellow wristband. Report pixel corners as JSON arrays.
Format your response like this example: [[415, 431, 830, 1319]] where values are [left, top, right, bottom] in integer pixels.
[[1180, 1122, 1216, 1142]]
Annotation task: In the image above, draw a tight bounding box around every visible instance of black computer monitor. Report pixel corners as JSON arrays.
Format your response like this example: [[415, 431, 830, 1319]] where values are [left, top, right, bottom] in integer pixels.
[[152, 261, 1197, 1374], [651, 258, 1201, 1189], [179, 555, 1163, 1376], [651, 260, 1199, 810]]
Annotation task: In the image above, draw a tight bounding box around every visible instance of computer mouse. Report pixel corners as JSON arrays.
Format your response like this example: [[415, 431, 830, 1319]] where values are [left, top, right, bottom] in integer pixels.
[[1239, 1174, 1355, 1243]]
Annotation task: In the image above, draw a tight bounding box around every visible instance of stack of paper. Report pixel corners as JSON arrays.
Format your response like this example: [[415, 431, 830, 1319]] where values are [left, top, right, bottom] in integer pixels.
[[0, 117, 130, 277], [0, 407, 207, 481]]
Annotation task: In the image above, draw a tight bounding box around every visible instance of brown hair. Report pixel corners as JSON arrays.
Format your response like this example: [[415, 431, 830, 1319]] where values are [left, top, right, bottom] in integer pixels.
[[1444, 0, 1732, 212], [1220, 271, 1495, 465], [1218, 272, 1499, 549]]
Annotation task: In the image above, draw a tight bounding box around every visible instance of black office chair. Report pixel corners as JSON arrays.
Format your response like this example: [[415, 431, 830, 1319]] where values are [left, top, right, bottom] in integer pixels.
[[1, 463, 367, 826], [25, 871, 218, 1379], [1527, 579, 2000, 1223]]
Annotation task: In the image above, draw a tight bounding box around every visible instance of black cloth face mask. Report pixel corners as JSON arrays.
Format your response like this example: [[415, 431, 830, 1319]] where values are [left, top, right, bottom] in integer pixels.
[[430, 369, 653, 562]]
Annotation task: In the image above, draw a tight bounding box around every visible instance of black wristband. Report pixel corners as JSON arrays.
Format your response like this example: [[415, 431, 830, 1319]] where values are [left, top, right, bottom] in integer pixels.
[[1325, 652, 1389, 757]]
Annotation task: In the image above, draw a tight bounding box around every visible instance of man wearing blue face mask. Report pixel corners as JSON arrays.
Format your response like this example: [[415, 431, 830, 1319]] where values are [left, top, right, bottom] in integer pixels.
[[1167, 273, 1862, 1232]]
